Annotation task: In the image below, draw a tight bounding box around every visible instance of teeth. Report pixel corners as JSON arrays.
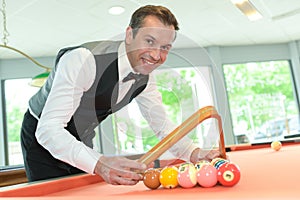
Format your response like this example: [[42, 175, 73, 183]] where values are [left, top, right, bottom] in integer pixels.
[[144, 59, 155, 65]]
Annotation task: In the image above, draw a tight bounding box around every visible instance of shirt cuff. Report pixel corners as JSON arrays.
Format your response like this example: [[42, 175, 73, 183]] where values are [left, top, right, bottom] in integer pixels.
[[75, 145, 102, 174]]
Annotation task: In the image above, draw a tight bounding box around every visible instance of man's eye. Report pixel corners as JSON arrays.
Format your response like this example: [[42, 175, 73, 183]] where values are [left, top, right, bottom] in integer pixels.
[[146, 39, 154, 45], [161, 46, 171, 51]]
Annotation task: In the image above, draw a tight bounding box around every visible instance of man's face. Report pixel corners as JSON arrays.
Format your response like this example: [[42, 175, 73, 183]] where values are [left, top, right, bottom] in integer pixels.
[[125, 15, 176, 75]]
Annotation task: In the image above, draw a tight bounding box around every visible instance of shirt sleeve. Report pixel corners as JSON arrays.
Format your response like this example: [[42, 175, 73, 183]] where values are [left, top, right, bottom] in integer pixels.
[[135, 74, 198, 161], [35, 48, 102, 174]]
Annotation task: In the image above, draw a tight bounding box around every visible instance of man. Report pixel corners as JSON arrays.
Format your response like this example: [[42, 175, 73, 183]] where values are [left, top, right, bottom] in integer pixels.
[[21, 5, 220, 185]]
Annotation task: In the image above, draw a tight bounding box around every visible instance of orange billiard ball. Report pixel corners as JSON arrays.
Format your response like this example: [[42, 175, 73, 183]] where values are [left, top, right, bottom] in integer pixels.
[[143, 168, 161, 190], [159, 166, 179, 189], [271, 141, 282, 151]]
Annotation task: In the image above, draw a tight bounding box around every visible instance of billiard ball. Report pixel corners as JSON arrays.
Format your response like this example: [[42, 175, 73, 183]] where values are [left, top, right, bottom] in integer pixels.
[[196, 163, 218, 188], [271, 141, 282, 151], [177, 163, 197, 188], [143, 168, 161, 190], [214, 159, 228, 169], [211, 158, 226, 168], [159, 166, 179, 189], [217, 162, 241, 187], [195, 160, 210, 170]]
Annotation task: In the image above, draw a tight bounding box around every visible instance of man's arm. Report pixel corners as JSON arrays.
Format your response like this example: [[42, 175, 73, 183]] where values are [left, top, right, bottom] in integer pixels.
[[134, 74, 199, 161], [135, 74, 221, 163], [35, 48, 101, 174], [36, 48, 147, 185]]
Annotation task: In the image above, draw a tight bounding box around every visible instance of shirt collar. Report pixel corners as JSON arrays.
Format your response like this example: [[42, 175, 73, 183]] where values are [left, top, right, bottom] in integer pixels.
[[118, 41, 135, 81]]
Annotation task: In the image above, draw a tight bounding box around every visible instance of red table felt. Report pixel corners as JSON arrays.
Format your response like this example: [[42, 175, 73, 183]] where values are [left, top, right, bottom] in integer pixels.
[[1, 143, 300, 200]]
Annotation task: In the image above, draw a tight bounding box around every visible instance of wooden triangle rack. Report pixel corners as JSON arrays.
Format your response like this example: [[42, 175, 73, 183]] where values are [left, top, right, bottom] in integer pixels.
[[138, 106, 227, 166]]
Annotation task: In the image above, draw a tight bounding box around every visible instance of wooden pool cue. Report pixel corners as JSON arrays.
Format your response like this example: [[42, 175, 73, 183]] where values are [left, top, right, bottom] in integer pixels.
[[137, 106, 227, 166]]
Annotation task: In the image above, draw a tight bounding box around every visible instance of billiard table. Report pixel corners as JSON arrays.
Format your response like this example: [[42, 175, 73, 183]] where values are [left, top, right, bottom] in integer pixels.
[[1, 141, 299, 199]]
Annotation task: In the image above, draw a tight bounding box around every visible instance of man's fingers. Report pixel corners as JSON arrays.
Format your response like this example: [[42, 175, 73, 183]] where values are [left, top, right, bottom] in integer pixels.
[[113, 169, 143, 181], [120, 158, 147, 170], [95, 156, 147, 185], [111, 175, 140, 185]]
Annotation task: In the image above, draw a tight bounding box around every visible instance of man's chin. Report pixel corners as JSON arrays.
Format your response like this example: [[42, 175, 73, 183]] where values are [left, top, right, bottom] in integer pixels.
[[133, 64, 158, 75], [140, 69, 155, 75], [133, 67, 149, 75]]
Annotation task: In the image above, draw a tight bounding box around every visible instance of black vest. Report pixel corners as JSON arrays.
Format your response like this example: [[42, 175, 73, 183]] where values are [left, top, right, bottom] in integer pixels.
[[29, 41, 149, 148]]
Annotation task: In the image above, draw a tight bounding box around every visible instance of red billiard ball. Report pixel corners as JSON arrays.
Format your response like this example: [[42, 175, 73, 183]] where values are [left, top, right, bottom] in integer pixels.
[[177, 163, 197, 188], [196, 163, 218, 188], [217, 162, 241, 187], [143, 168, 161, 190], [159, 166, 179, 189]]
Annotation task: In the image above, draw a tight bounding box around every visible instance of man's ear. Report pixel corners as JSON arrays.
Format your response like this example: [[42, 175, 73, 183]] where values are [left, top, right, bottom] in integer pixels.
[[125, 26, 133, 44]]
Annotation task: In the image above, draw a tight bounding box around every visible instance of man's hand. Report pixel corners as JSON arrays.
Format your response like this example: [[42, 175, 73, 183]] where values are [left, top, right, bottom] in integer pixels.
[[190, 148, 221, 164], [94, 156, 146, 185]]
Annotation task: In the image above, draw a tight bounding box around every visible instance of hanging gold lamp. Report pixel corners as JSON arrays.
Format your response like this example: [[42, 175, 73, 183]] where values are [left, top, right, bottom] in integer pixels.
[[0, 0, 51, 87]]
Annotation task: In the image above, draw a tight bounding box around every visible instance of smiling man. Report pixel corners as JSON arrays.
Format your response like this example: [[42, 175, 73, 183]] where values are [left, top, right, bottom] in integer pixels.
[[20, 5, 220, 185], [125, 15, 175, 75]]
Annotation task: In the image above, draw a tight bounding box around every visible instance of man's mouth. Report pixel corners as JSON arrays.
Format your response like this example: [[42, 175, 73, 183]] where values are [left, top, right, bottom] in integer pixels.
[[142, 58, 156, 65]]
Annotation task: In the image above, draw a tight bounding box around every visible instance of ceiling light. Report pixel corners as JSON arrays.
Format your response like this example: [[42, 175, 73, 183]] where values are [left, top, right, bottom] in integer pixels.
[[108, 6, 125, 15], [231, 0, 263, 21]]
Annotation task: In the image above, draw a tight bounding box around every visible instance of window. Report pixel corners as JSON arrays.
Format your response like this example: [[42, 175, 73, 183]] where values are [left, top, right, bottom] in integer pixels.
[[223, 60, 299, 144], [1, 78, 39, 167], [112, 67, 220, 156], [1, 78, 103, 169]]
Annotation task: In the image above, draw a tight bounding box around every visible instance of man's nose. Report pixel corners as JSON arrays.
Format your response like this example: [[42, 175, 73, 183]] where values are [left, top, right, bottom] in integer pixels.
[[150, 48, 161, 61]]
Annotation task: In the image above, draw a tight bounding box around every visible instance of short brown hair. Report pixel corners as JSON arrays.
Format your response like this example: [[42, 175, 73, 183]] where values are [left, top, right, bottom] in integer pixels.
[[129, 5, 179, 37]]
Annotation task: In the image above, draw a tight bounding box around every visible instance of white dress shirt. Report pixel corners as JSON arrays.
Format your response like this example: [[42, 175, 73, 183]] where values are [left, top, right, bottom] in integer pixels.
[[33, 42, 197, 174]]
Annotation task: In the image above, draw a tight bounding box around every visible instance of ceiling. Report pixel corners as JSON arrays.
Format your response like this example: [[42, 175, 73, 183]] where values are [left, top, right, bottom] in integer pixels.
[[1, 0, 300, 59]]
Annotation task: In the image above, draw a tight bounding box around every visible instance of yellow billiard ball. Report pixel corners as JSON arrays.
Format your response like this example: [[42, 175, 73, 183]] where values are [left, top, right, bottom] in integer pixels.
[[159, 166, 179, 189], [271, 141, 282, 151]]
